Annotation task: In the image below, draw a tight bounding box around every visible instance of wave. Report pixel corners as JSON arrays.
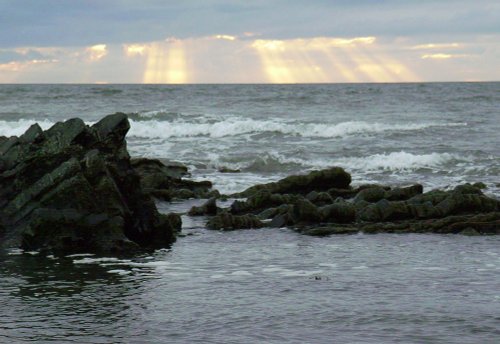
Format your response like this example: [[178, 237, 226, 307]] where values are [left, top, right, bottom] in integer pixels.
[[202, 151, 468, 174], [128, 118, 467, 139], [331, 151, 467, 172], [0, 119, 56, 137]]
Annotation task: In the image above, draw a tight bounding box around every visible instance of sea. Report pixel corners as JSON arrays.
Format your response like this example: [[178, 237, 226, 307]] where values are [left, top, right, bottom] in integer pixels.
[[0, 83, 499, 343]]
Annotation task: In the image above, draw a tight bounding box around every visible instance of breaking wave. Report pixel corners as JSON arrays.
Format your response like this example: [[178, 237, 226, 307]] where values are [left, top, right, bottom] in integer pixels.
[[0, 119, 57, 137], [128, 118, 467, 139], [204, 151, 468, 174]]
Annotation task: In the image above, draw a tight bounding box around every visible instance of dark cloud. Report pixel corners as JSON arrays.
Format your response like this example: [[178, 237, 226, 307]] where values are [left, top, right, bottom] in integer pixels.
[[0, 0, 498, 47]]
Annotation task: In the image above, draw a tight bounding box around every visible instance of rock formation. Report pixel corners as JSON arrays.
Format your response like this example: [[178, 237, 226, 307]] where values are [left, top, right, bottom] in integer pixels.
[[194, 168, 500, 236], [0, 113, 180, 254]]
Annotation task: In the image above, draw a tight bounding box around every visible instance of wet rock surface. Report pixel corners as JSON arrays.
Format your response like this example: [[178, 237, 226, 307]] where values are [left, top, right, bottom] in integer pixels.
[[195, 168, 500, 236], [0, 113, 179, 254]]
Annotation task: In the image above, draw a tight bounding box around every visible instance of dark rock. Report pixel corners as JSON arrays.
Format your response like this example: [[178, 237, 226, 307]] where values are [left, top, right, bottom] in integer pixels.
[[257, 204, 290, 220], [289, 198, 321, 224], [230, 191, 298, 215], [131, 157, 216, 200], [306, 191, 333, 206], [235, 167, 351, 197], [385, 184, 423, 201], [131, 158, 188, 180], [472, 182, 487, 190], [319, 201, 356, 223], [0, 113, 178, 254], [188, 197, 219, 216], [218, 166, 241, 173], [353, 186, 386, 203], [207, 212, 264, 231], [269, 213, 290, 228]]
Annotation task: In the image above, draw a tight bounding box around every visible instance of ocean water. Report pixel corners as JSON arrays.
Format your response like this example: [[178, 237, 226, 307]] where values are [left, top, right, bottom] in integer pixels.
[[0, 83, 499, 343]]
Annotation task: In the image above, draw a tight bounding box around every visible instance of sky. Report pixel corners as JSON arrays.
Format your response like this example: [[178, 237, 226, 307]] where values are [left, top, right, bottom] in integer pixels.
[[0, 0, 499, 83]]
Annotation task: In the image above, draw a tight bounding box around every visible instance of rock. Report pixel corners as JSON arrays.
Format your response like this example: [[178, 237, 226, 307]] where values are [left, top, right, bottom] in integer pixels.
[[131, 158, 188, 180], [472, 182, 487, 190], [0, 113, 178, 254], [188, 198, 219, 216], [289, 198, 322, 224], [230, 191, 298, 215], [385, 184, 423, 201], [207, 213, 264, 231], [257, 204, 290, 220], [234, 167, 351, 197], [306, 191, 333, 206], [218, 166, 241, 173], [353, 186, 386, 203], [131, 157, 216, 200], [319, 202, 356, 223]]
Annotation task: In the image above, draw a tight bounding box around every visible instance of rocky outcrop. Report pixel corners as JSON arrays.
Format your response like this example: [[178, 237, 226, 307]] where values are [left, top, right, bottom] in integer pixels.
[[194, 167, 500, 236], [233, 167, 351, 197], [132, 158, 219, 201], [0, 113, 180, 254]]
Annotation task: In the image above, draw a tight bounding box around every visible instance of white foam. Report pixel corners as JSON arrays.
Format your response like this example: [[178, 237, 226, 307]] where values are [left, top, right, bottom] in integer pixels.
[[334, 151, 465, 172], [107, 269, 132, 275], [72, 257, 125, 264], [66, 253, 95, 258], [0, 119, 56, 137], [128, 118, 466, 140]]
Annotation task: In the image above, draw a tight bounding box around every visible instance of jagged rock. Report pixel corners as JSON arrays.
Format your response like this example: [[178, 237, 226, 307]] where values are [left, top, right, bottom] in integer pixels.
[[207, 213, 264, 231], [0, 113, 178, 254], [234, 167, 351, 197]]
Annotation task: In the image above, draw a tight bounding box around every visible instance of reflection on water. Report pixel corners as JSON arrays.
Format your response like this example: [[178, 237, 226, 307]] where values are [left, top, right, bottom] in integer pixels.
[[1, 220, 500, 343]]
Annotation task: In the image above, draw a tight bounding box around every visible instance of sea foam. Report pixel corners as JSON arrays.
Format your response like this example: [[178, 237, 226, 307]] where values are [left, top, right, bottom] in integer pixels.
[[128, 118, 466, 139], [0, 119, 56, 137]]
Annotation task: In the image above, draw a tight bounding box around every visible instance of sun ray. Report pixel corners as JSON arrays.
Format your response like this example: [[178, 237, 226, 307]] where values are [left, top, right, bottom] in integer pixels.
[[142, 41, 188, 84]]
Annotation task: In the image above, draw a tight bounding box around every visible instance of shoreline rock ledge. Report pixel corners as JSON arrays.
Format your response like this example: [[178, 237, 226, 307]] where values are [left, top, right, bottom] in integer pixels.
[[0, 113, 180, 254], [193, 168, 500, 236]]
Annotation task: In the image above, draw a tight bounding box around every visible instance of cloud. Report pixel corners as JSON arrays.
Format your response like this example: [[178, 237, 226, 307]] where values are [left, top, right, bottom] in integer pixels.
[[0, 33, 498, 83], [421, 53, 470, 60], [1, 1, 499, 48], [411, 43, 462, 50], [86, 44, 108, 61]]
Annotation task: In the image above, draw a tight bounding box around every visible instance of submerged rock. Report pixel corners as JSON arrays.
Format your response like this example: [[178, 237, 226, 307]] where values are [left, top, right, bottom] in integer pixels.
[[207, 213, 264, 231], [0, 113, 178, 254]]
